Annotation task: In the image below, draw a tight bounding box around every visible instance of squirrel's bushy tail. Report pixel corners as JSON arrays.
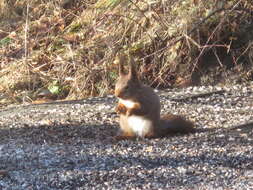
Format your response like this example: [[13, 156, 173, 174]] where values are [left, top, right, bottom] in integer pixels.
[[158, 114, 195, 136]]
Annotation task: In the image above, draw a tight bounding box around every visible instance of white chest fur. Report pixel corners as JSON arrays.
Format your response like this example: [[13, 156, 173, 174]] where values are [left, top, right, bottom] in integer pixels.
[[118, 98, 136, 108], [118, 98, 152, 137], [128, 115, 152, 137]]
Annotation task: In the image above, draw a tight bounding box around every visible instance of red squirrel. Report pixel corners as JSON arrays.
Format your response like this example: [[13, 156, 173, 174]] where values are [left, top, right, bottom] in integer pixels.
[[114, 54, 195, 140]]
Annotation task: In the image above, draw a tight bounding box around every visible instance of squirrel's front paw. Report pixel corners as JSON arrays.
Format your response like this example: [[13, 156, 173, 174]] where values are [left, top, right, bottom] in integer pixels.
[[116, 103, 127, 114], [126, 109, 133, 116]]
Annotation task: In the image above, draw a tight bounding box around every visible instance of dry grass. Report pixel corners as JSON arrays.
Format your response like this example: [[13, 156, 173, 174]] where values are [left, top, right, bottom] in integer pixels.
[[0, 0, 253, 106]]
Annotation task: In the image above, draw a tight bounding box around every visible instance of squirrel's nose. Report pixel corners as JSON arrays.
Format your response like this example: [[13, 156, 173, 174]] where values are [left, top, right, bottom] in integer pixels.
[[114, 89, 121, 97]]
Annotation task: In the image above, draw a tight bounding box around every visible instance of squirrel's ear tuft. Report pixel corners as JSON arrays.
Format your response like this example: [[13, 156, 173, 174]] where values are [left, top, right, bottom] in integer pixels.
[[117, 54, 126, 76], [128, 56, 138, 80]]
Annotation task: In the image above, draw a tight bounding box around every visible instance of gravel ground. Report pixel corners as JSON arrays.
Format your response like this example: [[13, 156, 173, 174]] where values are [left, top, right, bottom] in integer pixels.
[[0, 82, 253, 190]]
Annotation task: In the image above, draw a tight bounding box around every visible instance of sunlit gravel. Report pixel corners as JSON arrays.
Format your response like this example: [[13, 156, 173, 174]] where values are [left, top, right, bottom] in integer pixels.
[[0, 82, 253, 190]]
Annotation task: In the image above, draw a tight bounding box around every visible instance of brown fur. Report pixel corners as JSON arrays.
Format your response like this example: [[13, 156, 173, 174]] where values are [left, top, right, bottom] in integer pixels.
[[114, 54, 195, 140]]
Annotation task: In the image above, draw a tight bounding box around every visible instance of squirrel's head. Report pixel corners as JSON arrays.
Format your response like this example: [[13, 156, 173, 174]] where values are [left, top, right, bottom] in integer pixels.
[[114, 54, 141, 99]]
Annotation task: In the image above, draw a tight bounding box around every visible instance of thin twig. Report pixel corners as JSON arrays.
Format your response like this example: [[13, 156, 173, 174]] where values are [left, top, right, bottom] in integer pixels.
[[24, 3, 31, 96], [24, 4, 29, 59]]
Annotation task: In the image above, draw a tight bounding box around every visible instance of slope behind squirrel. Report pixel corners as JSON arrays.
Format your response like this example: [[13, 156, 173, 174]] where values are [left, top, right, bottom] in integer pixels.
[[114, 54, 195, 140]]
